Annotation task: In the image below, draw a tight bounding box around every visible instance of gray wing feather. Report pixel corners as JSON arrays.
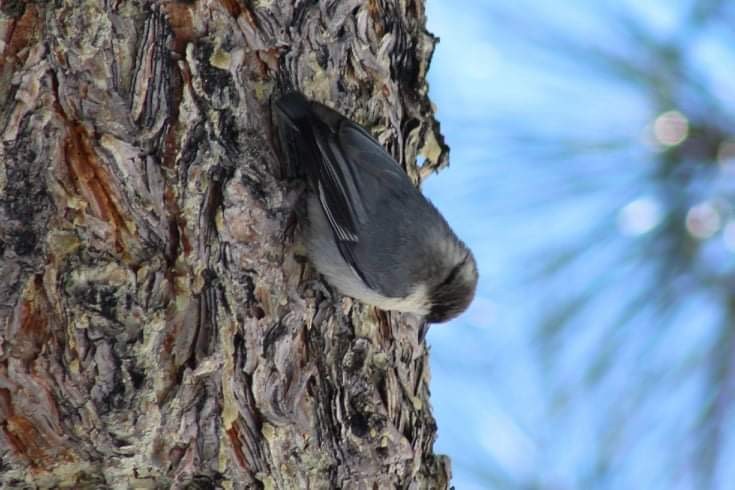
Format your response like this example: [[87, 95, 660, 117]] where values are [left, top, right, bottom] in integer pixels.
[[286, 99, 425, 295], [317, 182, 356, 242]]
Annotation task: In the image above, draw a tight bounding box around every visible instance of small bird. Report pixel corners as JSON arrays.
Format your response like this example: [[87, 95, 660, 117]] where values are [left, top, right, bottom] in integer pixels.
[[275, 92, 477, 323]]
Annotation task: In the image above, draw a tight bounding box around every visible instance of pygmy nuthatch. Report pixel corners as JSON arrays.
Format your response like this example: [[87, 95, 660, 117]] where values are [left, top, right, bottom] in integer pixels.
[[276, 92, 477, 323]]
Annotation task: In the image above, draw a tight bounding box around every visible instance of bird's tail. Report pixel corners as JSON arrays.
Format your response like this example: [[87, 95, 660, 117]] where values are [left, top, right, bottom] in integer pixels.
[[275, 92, 312, 130]]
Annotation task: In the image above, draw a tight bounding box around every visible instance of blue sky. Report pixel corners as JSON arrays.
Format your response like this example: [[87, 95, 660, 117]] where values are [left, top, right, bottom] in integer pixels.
[[423, 1, 735, 488]]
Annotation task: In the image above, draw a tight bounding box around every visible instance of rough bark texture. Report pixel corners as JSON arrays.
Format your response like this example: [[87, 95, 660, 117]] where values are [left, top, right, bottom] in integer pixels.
[[0, 0, 450, 488]]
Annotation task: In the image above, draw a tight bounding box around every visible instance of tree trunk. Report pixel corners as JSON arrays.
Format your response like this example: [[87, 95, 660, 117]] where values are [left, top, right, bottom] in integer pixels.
[[0, 0, 450, 488]]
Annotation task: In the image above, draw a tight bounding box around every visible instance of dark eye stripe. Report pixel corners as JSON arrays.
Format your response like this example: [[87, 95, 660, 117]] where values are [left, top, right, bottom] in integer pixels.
[[436, 251, 469, 291]]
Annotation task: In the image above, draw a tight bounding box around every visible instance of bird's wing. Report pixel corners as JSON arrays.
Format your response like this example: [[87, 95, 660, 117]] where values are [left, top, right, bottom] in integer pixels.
[[302, 115, 379, 289], [311, 116, 414, 291], [277, 94, 414, 292]]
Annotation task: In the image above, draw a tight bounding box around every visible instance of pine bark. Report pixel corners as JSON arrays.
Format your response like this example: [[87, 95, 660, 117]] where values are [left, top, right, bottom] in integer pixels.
[[0, 0, 450, 488]]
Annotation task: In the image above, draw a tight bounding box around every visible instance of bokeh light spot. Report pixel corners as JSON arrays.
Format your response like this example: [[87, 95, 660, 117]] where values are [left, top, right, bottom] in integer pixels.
[[686, 201, 721, 240], [617, 197, 662, 236], [653, 110, 689, 147]]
